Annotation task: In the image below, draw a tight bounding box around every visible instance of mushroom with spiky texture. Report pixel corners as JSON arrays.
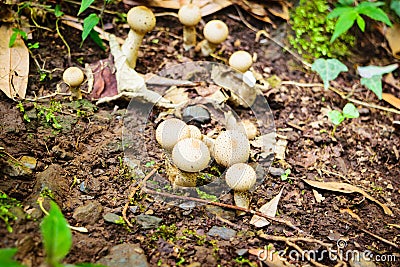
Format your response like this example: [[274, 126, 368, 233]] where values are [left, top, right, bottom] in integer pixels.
[[123, 6, 156, 69], [63, 67, 84, 100], [213, 130, 250, 167], [200, 20, 229, 56], [156, 118, 191, 151], [229, 51, 253, 73], [178, 3, 202, 50], [172, 138, 210, 172], [225, 163, 257, 210]]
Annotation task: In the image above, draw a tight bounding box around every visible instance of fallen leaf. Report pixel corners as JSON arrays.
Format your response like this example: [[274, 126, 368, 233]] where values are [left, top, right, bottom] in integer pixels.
[[383, 73, 400, 91], [267, 2, 290, 20], [163, 86, 189, 104], [88, 55, 118, 100], [302, 179, 393, 215], [382, 93, 400, 110], [0, 25, 29, 99], [275, 139, 287, 160], [250, 187, 284, 227], [384, 23, 400, 59], [312, 189, 325, 203]]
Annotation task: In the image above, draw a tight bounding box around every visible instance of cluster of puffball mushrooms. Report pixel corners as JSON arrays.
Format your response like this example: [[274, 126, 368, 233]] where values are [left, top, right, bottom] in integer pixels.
[[156, 117, 258, 209], [61, 4, 254, 100]]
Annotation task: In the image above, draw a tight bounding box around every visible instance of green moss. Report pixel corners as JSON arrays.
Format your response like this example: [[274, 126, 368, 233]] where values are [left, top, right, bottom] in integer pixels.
[[289, 0, 355, 61]]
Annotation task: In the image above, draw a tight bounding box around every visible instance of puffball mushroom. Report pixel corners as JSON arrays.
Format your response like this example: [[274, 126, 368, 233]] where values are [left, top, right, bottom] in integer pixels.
[[225, 163, 257, 210], [213, 130, 250, 167], [178, 4, 202, 50], [229, 51, 253, 73], [63, 67, 84, 100], [156, 118, 190, 151], [172, 138, 210, 172], [201, 20, 229, 56], [123, 6, 156, 69], [185, 125, 202, 140], [241, 120, 258, 140]]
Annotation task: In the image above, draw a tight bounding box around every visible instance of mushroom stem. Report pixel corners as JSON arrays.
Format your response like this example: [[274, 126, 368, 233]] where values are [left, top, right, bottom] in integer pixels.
[[122, 30, 144, 69], [183, 25, 197, 50], [200, 40, 218, 57], [70, 86, 82, 100]]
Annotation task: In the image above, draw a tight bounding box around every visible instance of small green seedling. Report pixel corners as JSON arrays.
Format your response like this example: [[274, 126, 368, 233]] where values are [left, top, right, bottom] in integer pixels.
[[280, 169, 291, 182], [9, 28, 28, 48], [328, 103, 359, 136], [78, 0, 107, 49], [328, 0, 392, 43], [311, 58, 348, 89], [0, 201, 106, 267], [0, 192, 22, 233]]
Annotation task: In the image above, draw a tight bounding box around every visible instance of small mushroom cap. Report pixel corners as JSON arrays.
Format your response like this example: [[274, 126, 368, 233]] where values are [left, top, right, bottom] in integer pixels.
[[127, 6, 156, 34], [156, 118, 191, 151], [172, 138, 210, 172], [178, 4, 202, 26], [203, 20, 229, 44], [229, 51, 253, 73], [186, 125, 202, 140], [63, 67, 84, 87], [225, 163, 256, 191], [213, 130, 250, 167]]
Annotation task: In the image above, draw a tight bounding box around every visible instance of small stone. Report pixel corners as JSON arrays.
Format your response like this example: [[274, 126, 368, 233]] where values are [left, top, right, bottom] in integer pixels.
[[358, 108, 370, 115], [182, 105, 210, 124], [97, 243, 149, 267], [179, 201, 196, 210], [93, 169, 105, 176], [19, 156, 37, 170], [387, 184, 393, 190], [135, 214, 162, 229], [269, 167, 285, 177], [129, 206, 138, 213], [73, 201, 103, 225], [103, 212, 122, 224], [207, 226, 236, 240], [236, 248, 248, 256]]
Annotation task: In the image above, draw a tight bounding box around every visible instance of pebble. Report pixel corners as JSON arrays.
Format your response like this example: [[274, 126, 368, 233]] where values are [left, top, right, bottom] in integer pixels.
[[135, 214, 162, 229], [182, 105, 211, 124], [97, 243, 149, 267], [207, 226, 236, 240], [19, 156, 37, 170], [269, 167, 285, 177], [103, 212, 122, 224], [235, 248, 248, 256], [72, 201, 103, 225]]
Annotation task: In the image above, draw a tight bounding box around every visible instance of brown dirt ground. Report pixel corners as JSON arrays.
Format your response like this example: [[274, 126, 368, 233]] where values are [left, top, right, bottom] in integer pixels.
[[0, 2, 399, 267]]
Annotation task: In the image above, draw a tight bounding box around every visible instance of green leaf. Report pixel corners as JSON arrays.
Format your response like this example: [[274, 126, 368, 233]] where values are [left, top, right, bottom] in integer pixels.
[[391, 0, 400, 17], [89, 30, 105, 50], [330, 10, 358, 43], [356, 15, 365, 32], [9, 31, 18, 47], [40, 202, 72, 266], [81, 14, 99, 46], [343, 103, 359, 118], [327, 7, 354, 19], [357, 5, 392, 26], [338, 0, 354, 6], [328, 110, 345, 126], [54, 4, 64, 17], [357, 64, 398, 78], [0, 248, 27, 267], [78, 0, 95, 16], [360, 75, 383, 100], [311, 58, 348, 89]]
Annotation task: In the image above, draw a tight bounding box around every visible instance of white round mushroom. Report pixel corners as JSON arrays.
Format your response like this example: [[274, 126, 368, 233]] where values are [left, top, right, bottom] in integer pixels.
[[63, 67, 84, 100], [172, 138, 210, 172], [123, 6, 156, 69], [225, 163, 256, 191], [185, 125, 202, 140], [213, 130, 250, 167], [156, 118, 190, 151], [241, 120, 258, 140], [229, 51, 253, 73], [178, 4, 202, 50], [201, 20, 229, 56]]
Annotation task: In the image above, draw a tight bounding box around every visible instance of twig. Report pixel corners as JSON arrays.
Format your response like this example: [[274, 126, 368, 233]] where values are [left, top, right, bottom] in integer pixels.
[[142, 187, 302, 233], [339, 219, 400, 250], [122, 168, 158, 227], [281, 81, 400, 115]]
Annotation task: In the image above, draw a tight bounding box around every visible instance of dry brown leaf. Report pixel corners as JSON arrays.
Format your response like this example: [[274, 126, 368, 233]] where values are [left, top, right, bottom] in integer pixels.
[[250, 187, 284, 227], [382, 93, 400, 110], [302, 179, 393, 216], [0, 25, 29, 99], [340, 208, 361, 222], [267, 2, 290, 20], [383, 73, 400, 91], [384, 23, 400, 59], [163, 86, 189, 104], [312, 189, 325, 203]]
